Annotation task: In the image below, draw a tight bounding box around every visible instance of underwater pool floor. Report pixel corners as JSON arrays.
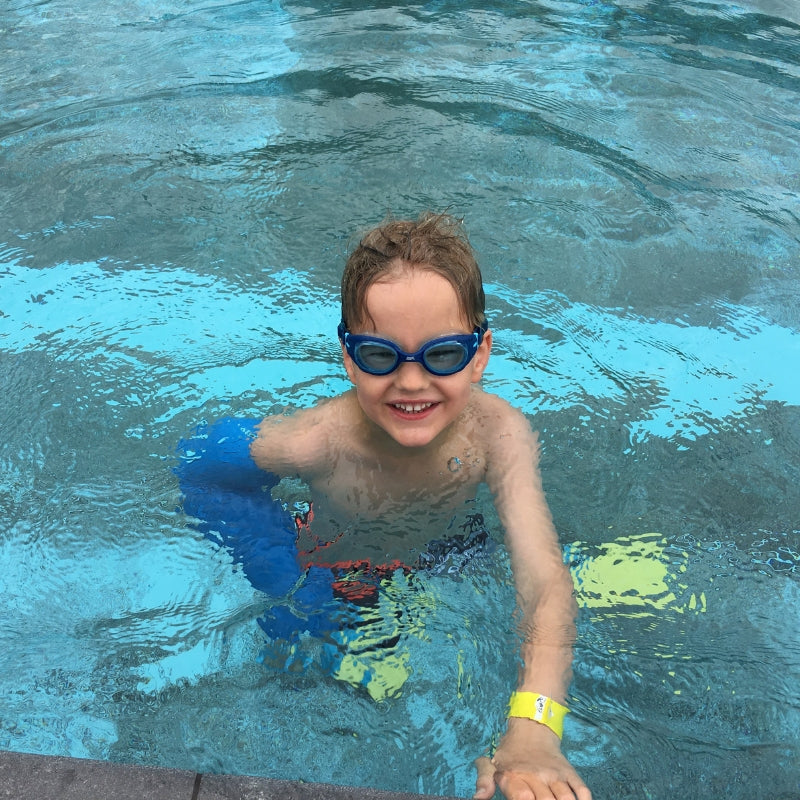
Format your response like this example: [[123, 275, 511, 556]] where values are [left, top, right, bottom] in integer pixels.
[[0, 750, 459, 800]]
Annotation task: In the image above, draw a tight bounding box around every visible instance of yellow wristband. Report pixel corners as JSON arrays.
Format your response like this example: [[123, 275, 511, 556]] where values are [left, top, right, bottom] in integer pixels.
[[507, 692, 569, 740]]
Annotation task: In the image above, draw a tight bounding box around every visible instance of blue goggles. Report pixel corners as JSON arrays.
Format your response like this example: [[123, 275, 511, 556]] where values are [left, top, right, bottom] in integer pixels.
[[338, 319, 488, 376]]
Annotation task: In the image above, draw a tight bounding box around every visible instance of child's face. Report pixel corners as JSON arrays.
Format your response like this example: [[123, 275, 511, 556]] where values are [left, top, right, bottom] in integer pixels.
[[341, 266, 492, 449]]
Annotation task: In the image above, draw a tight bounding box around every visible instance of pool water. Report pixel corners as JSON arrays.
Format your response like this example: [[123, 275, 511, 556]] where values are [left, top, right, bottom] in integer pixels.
[[1, 0, 799, 797]]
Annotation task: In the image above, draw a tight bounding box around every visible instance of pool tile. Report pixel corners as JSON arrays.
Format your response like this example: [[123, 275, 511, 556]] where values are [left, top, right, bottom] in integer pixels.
[[0, 750, 197, 799], [0, 751, 461, 800], [196, 773, 461, 800]]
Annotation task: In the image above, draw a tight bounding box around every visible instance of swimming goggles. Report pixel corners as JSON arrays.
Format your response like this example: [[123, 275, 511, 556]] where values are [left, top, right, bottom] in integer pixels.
[[338, 319, 488, 376]]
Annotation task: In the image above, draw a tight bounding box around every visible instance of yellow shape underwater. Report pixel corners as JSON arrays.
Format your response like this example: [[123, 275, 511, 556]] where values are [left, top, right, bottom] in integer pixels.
[[568, 532, 706, 616], [326, 574, 429, 702], [333, 646, 412, 702]]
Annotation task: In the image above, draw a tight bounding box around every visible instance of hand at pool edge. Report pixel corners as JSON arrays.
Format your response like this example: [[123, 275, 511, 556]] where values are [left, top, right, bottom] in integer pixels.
[[472, 718, 592, 800]]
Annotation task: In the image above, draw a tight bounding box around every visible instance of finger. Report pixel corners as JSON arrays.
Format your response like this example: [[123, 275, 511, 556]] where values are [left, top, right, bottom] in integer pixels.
[[495, 770, 547, 800], [473, 756, 497, 800], [549, 776, 593, 800], [571, 778, 593, 800], [551, 779, 579, 800]]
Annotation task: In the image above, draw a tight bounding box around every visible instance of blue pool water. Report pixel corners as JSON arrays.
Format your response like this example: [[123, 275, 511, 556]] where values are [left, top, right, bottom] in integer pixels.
[[1, 0, 799, 797]]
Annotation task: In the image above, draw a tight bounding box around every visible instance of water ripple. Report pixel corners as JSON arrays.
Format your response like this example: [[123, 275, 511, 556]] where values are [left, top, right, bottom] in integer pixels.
[[1, 0, 799, 794]]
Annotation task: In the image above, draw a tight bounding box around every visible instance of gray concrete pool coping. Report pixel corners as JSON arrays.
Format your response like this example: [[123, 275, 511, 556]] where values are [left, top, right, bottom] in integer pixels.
[[0, 749, 463, 800]]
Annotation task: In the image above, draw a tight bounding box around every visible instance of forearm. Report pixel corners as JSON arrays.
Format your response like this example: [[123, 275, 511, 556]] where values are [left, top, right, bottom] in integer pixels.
[[513, 562, 578, 703], [516, 587, 577, 702]]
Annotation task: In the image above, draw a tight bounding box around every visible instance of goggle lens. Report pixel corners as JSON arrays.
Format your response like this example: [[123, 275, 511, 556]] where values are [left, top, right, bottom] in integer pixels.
[[422, 343, 469, 373], [354, 343, 401, 374]]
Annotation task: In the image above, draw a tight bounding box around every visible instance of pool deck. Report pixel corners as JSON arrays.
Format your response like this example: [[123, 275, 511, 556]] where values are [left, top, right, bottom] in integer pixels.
[[0, 750, 464, 800]]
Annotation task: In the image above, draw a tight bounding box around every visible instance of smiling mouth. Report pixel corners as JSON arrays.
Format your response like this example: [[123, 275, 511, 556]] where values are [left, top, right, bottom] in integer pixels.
[[391, 402, 436, 414]]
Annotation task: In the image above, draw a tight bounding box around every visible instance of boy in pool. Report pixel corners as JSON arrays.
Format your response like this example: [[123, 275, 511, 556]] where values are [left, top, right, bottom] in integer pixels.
[[247, 212, 591, 800]]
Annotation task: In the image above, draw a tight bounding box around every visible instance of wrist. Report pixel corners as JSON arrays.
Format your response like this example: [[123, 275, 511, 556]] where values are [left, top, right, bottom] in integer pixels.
[[504, 715, 563, 748], [507, 691, 569, 740]]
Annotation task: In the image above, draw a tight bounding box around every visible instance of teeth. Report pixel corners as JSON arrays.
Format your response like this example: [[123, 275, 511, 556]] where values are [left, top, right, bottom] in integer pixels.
[[394, 402, 433, 413]]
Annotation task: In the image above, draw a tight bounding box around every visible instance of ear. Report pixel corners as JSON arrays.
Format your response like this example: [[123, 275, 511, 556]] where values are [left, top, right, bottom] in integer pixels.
[[341, 341, 358, 384], [469, 328, 492, 383]]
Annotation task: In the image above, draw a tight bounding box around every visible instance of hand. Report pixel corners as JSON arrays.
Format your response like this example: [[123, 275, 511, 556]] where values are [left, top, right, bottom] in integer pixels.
[[473, 718, 591, 800]]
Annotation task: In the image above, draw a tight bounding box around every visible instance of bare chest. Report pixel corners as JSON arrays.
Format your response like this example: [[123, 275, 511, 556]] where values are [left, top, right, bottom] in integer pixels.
[[286, 446, 488, 563]]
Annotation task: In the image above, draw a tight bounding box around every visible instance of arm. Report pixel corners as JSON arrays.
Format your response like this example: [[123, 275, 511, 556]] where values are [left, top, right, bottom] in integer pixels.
[[176, 410, 322, 523], [476, 404, 591, 800], [250, 398, 343, 479]]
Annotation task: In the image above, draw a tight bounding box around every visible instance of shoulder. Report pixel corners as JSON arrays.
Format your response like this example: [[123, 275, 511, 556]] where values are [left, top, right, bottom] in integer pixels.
[[250, 393, 357, 475], [465, 389, 542, 489], [468, 388, 539, 445]]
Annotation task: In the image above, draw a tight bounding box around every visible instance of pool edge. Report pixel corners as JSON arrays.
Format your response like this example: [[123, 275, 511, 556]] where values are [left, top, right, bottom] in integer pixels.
[[0, 749, 465, 799]]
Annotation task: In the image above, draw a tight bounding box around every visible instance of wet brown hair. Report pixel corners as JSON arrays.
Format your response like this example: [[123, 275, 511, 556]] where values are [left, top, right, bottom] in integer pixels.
[[340, 211, 486, 331]]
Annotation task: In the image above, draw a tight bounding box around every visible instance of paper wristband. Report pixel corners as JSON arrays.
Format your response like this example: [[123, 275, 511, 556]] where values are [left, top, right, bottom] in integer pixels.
[[507, 692, 569, 739]]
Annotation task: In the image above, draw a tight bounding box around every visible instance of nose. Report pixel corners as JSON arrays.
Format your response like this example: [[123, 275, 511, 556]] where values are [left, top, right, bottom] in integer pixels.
[[393, 360, 430, 391]]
